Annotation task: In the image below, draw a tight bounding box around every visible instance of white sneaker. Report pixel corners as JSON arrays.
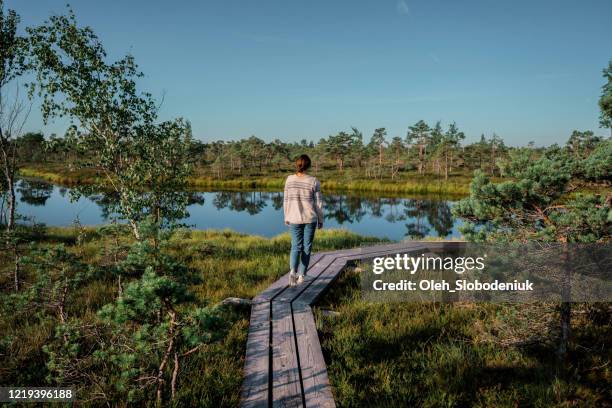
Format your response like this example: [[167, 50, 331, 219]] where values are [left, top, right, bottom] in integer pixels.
[[289, 271, 297, 286], [296, 275, 304, 285]]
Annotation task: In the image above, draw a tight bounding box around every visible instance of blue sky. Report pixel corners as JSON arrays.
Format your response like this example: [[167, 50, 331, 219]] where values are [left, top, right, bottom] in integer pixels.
[[8, 0, 612, 145]]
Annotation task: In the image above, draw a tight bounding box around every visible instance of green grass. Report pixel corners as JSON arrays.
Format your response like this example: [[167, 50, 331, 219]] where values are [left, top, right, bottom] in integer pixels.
[[2, 227, 609, 406], [0, 226, 386, 407], [18, 165, 103, 186], [16, 163, 611, 198], [19, 164, 474, 196], [314, 268, 611, 407], [189, 173, 472, 196]]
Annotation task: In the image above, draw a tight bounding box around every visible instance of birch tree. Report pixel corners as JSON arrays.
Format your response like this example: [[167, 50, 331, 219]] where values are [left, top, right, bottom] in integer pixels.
[[0, 0, 28, 231], [27, 8, 193, 239]]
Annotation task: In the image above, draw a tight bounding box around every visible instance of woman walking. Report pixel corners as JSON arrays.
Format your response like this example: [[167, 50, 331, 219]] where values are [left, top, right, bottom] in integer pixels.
[[283, 154, 324, 286]]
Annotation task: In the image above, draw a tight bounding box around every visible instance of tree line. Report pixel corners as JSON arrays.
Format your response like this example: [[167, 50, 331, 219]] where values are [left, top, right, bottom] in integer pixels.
[[9, 124, 612, 186]]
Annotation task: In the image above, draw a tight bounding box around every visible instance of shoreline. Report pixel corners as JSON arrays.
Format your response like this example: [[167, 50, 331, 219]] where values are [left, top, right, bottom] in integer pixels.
[[17, 166, 610, 198], [18, 166, 475, 197]]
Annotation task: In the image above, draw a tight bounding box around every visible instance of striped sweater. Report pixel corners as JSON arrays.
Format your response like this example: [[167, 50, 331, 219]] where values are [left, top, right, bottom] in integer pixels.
[[283, 174, 324, 224]]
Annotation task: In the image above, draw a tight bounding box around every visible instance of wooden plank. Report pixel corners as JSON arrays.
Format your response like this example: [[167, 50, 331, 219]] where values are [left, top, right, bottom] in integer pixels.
[[255, 243, 421, 304], [241, 301, 271, 408], [293, 304, 336, 408], [292, 258, 347, 306], [253, 253, 325, 304], [275, 255, 338, 303], [272, 302, 303, 407], [341, 242, 430, 262], [276, 244, 422, 304], [422, 241, 466, 254], [243, 242, 466, 407], [295, 244, 430, 306]]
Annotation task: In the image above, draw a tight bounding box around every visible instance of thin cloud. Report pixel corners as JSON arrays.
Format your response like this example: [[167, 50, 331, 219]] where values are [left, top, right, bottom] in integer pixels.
[[396, 0, 410, 16]]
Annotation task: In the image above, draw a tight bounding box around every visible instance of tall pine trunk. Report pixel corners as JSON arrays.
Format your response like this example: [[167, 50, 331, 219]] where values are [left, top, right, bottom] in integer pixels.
[[379, 145, 383, 179], [444, 151, 449, 181], [418, 145, 425, 175]]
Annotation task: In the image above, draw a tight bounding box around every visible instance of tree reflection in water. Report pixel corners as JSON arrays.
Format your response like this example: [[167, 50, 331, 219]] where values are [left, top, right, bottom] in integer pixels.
[[270, 192, 283, 211], [15, 184, 457, 239], [89, 192, 205, 222], [212, 191, 268, 215], [17, 180, 54, 206], [209, 191, 456, 239]]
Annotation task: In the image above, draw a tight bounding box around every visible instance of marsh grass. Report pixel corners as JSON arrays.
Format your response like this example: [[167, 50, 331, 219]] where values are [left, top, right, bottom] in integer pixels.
[[3, 225, 609, 406], [19, 165, 473, 196], [190, 176, 471, 196], [17, 165, 610, 198], [314, 267, 611, 407], [0, 226, 385, 406], [19, 165, 102, 186]]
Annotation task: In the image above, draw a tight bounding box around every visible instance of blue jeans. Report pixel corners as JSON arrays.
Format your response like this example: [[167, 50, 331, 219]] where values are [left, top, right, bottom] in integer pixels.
[[289, 222, 317, 275]]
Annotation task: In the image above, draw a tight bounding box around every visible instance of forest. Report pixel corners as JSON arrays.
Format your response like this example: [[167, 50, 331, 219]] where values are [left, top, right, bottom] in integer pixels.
[[1, 1, 611, 407]]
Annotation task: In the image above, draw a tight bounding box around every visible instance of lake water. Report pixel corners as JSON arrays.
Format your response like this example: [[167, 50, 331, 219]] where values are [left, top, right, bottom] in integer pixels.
[[9, 179, 465, 241]]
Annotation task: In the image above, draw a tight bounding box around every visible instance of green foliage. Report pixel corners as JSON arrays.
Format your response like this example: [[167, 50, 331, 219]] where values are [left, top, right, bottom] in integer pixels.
[[0, 0, 30, 231], [454, 144, 610, 370], [582, 139, 612, 182], [26, 7, 195, 237], [406, 120, 431, 174], [566, 130, 602, 158], [369, 127, 387, 148], [406, 119, 431, 146], [547, 194, 611, 242], [455, 130, 612, 242], [1, 225, 379, 405], [93, 225, 223, 403], [0, 0, 26, 86], [454, 160, 609, 243], [18, 224, 228, 405], [19, 120, 609, 200], [325, 129, 363, 170], [599, 60, 612, 131], [6, 243, 92, 319]]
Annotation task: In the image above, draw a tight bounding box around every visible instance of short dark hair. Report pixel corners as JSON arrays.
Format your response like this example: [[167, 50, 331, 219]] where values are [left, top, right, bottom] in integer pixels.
[[295, 154, 311, 172]]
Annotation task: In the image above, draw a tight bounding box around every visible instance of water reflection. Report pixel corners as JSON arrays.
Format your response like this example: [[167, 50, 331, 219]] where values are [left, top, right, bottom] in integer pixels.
[[87, 191, 207, 221], [14, 180, 462, 240], [17, 180, 54, 206], [212, 191, 268, 215], [208, 191, 458, 239]]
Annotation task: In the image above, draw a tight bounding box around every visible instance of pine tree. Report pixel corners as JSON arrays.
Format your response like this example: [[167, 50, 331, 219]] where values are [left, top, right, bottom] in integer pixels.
[[369, 128, 387, 179], [406, 120, 431, 175], [389, 136, 405, 179], [94, 225, 224, 404], [453, 152, 611, 359], [325, 129, 362, 171]]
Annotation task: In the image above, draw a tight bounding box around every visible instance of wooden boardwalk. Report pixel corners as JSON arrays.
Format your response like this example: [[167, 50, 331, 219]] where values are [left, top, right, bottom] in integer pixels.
[[241, 241, 462, 407]]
